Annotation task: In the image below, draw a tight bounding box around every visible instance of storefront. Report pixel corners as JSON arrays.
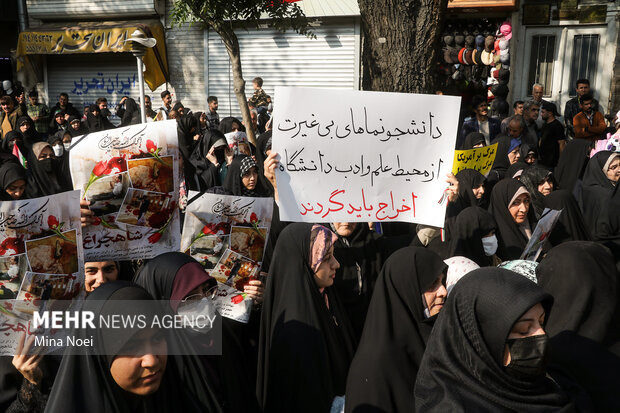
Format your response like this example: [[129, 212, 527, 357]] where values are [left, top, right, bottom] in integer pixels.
[[16, 20, 169, 122], [512, 1, 618, 115], [438, 0, 518, 115]]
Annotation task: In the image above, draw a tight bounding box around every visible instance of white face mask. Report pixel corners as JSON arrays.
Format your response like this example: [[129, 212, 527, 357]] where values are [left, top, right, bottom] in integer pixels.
[[53, 145, 64, 157], [63, 142, 71, 151], [482, 235, 498, 256], [176, 298, 217, 334]]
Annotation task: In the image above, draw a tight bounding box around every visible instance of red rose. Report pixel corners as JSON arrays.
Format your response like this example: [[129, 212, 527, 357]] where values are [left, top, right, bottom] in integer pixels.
[[202, 224, 215, 235], [148, 232, 162, 244], [250, 212, 258, 224], [231, 294, 244, 304], [146, 139, 157, 154], [91, 217, 101, 226], [92, 160, 111, 177], [47, 215, 59, 229]]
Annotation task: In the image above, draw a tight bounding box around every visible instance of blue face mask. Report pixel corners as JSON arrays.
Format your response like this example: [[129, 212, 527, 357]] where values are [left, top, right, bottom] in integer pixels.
[[482, 235, 498, 256]]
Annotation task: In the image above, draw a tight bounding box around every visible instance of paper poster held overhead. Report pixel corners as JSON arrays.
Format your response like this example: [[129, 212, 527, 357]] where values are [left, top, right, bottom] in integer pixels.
[[272, 87, 461, 227]]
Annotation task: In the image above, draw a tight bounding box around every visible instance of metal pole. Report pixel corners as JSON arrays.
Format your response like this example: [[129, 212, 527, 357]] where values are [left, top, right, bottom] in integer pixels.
[[136, 55, 146, 124]]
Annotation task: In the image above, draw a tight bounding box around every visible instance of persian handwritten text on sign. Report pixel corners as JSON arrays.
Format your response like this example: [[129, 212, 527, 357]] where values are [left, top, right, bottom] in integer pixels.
[[272, 87, 460, 227]]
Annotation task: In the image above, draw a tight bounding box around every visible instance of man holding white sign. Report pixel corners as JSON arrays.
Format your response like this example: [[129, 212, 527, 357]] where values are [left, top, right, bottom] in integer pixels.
[[272, 87, 461, 227]]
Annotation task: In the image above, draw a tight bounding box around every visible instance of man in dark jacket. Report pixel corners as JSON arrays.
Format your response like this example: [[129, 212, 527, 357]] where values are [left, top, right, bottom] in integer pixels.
[[50, 93, 80, 120], [458, 95, 501, 148]]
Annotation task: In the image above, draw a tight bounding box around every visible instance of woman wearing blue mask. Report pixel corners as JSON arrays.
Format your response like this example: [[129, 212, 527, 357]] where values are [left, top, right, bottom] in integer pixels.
[[449, 206, 500, 267]]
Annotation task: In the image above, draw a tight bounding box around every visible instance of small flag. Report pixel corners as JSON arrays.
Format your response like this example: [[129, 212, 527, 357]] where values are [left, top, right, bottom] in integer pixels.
[[12, 144, 27, 168]]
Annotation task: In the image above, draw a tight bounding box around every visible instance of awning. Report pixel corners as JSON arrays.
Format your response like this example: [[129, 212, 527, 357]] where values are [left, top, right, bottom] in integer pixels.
[[16, 20, 169, 91], [448, 0, 517, 10]]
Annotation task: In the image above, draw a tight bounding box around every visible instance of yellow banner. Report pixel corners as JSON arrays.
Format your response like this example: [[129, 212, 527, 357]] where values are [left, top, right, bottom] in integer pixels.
[[452, 143, 498, 176], [16, 23, 168, 91]]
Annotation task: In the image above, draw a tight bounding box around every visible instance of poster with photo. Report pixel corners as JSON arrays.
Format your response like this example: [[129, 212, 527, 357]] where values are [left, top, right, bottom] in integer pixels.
[[181, 191, 273, 322], [0, 190, 84, 353], [520, 208, 562, 262], [70, 121, 181, 261]]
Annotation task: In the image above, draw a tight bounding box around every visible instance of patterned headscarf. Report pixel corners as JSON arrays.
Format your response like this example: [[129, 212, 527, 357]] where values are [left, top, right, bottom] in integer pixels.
[[309, 224, 338, 272], [240, 156, 257, 177]]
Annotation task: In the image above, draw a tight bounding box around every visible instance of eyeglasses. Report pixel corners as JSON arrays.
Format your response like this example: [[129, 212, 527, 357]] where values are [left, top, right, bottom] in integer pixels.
[[181, 283, 218, 303]]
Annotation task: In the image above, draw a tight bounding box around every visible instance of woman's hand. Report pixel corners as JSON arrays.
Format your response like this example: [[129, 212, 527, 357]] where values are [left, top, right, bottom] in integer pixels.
[[206, 146, 218, 166], [244, 278, 265, 305], [80, 199, 95, 227], [445, 173, 459, 203], [12, 332, 43, 387], [225, 147, 234, 166], [264, 152, 280, 201]]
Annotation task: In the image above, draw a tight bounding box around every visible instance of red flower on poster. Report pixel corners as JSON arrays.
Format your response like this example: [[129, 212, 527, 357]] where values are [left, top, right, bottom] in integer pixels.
[[148, 232, 162, 244], [47, 215, 59, 230]]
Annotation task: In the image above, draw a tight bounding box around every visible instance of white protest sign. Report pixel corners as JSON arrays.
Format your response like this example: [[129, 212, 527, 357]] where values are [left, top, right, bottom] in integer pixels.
[[272, 87, 461, 227]]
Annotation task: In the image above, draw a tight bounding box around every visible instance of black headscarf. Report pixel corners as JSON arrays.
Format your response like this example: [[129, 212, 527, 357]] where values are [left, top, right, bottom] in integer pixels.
[[455, 168, 486, 208], [555, 139, 592, 193], [414, 268, 574, 412], [134, 253, 260, 413], [488, 135, 512, 182], [461, 132, 486, 150], [257, 223, 356, 413], [449, 206, 497, 267], [15, 115, 42, 149], [177, 114, 198, 162], [85, 105, 104, 132], [520, 166, 554, 219], [536, 241, 620, 350], [45, 281, 223, 413], [26, 142, 70, 197], [580, 151, 619, 236], [119, 98, 141, 126], [48, 131, 72, 185], [133, 252, 213, 311], [444, 168, 486, 243], [67, 115, 89, 137], [330, 223, 413, 340], [488, 178, 537, 261], [506, 161, 528, 180], [218, 116, 243, 134], [0, 160, 27, 201], [188, 128, 227, 191], [519, 143, 538, 164], [223, 155, 269, 197], [345, 247, 447, 413], [254, 130, 274, 195], [542, 189, 590, 247], [1, 131, 29, 162]]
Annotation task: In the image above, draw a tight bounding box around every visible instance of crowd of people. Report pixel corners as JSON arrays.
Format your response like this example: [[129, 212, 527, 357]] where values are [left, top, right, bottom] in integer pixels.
[[0, 71, 618, 413]]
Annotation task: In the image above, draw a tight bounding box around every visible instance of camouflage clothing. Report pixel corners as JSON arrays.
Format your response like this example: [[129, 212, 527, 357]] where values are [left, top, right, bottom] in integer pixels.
[[249, 88, 269, 108]]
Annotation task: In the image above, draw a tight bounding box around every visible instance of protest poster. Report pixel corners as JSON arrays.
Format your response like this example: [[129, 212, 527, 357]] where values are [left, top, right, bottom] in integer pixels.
[[181, 191, 273, 323], [0, 190, 84, 355], [520, 208, 562, 261], [451, 143, 498, 176], [70, 120, 181, 261], [272, 87, 461, 227]]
